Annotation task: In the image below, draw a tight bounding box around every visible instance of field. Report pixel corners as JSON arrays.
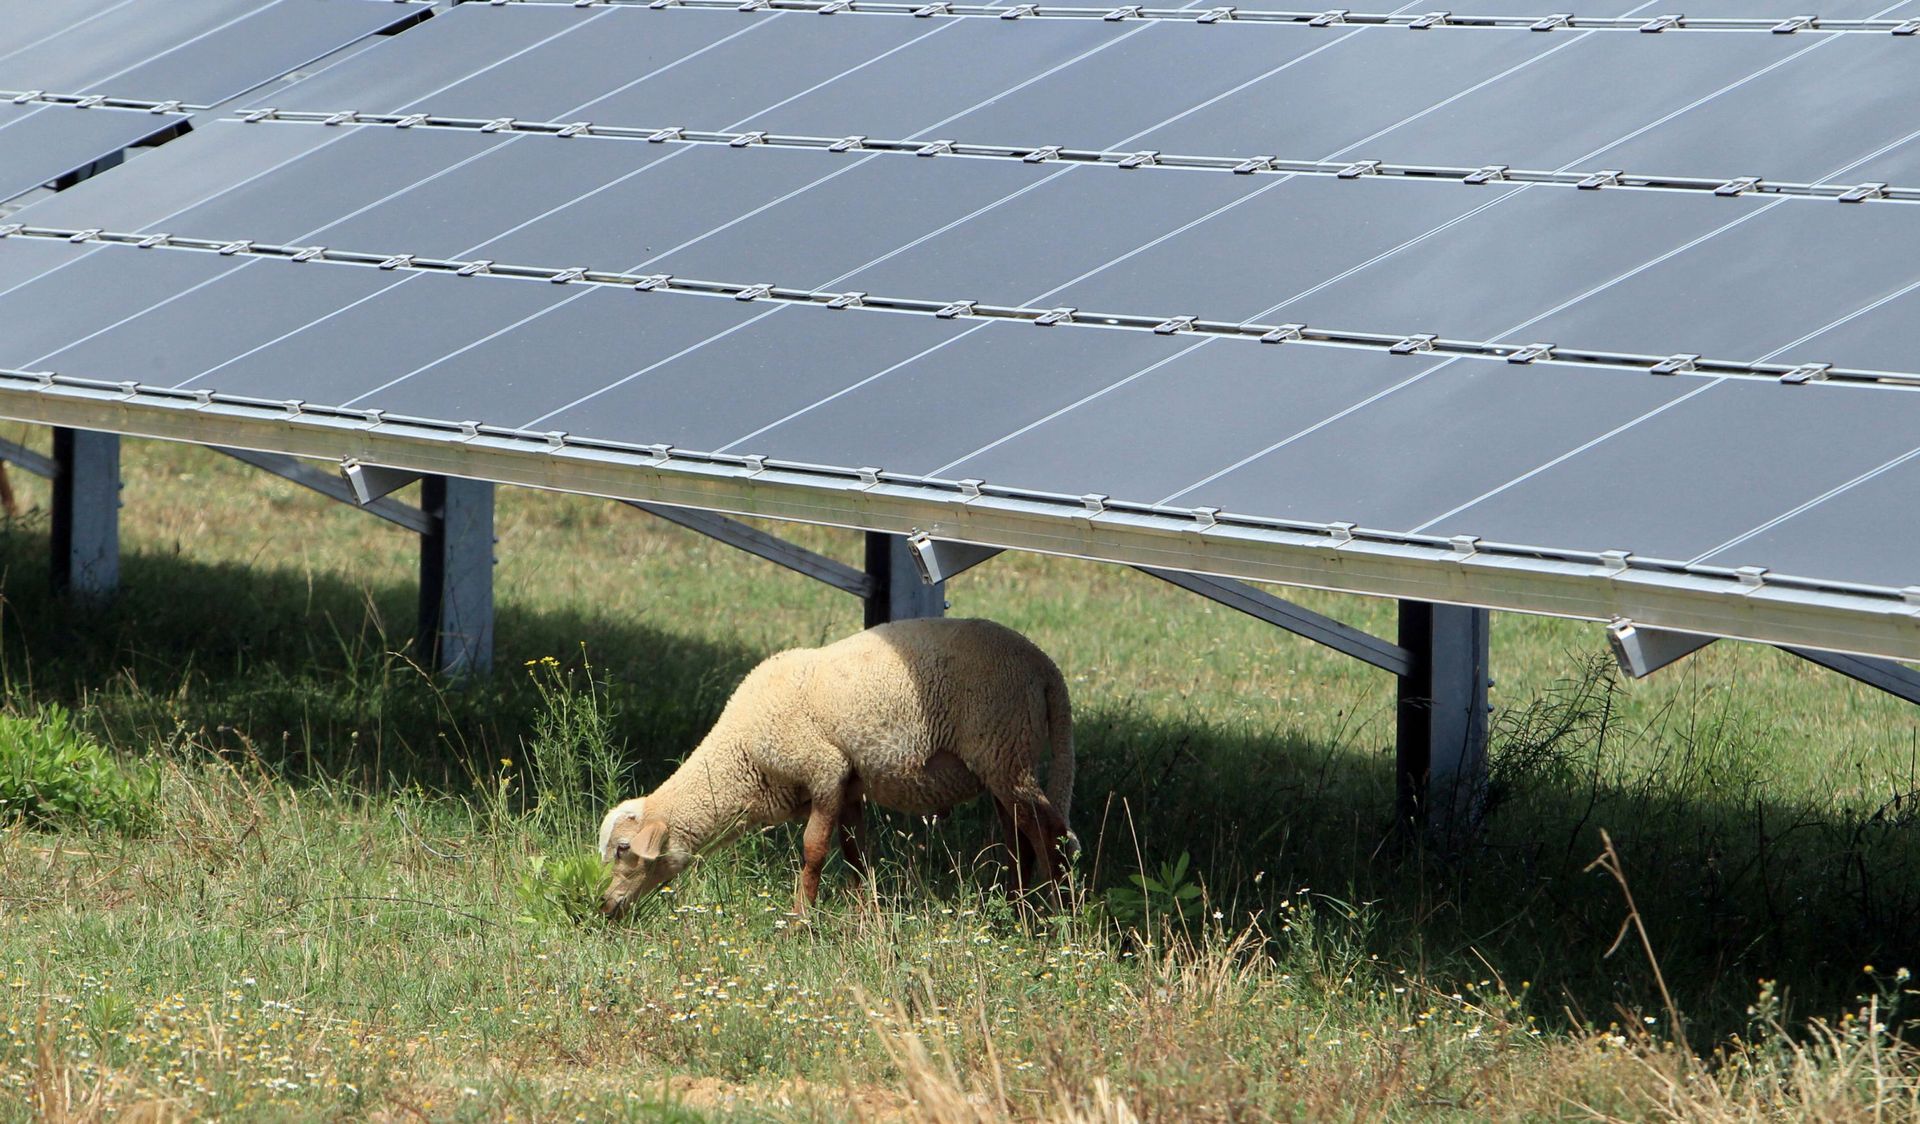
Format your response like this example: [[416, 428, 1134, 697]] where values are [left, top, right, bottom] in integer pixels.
[[4, 433, 1920, 1120]]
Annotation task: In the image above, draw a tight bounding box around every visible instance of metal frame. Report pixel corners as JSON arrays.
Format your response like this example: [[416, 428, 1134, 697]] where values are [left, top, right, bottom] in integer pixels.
[[7, 371, 1913, 662], [625, 500, 872, 597], [1396, 601, 1490, 838], [866, 532, 945, 625], [50, 428, 119, 601], [417, 475, 495, 677], [1611, 619, 1920, 706], [1138, 566, 1411, 676]]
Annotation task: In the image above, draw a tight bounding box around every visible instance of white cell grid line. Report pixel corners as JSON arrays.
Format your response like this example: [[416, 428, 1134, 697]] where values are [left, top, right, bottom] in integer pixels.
[[0, 0, 145, 70], [0, 0, 295, 108], [7, 0, 1904, 484], [179, 11, 920, 391], [1689, 443, 1920, 568], [0, 7, 622, 308], [1398, 117, 1920, 536], [314, 0, 1227, 411], [1139, 7, 1903, 507]]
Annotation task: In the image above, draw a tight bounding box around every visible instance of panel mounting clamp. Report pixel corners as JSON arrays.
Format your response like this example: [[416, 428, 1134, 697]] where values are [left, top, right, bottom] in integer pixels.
[[1118, 150, 1159, 168], [1232, 156, 1276, 174], [1529, 13, 1570, 29], [1308, 9, 1348, 25], [138, 233, 173, 249], [1736, 565, 1768, 590], [556, 121, 592, 137], [647, 127, 685, 143], [67, 228, 102, 243], [1838, 182, 1888, 203], [1191, 507, 1220, 529], [1327, 521, 1356, 544], [1447, 535, 1480, 559], [456, 259, 494, 276], [826, 290, 866, 309], [1409, 11, 1449, 28], [1902, 586, 1920, 607], [958, 478, 984, 499], [148, 100, 183, 114], [857, 466, 882, 486], [828, 135, 866, 151], [1715, 176, 1762, 196], [734, 283, 775, 301], [1153, 316, 1197, 335], [817, 0, 852, 11], [1035, 307, 1077, 326], [217, 241, 252, 255], [0, 224, 19, 237], [1463, 164, 1509, 184], [1023, 145, 1063, 163], [1080, 493, 1110, 515], [1506, 343, 1554, 364], [935, 300, 975, 318], [729, 131, 768, 147], [998, 3, 1037, 17], [1196, 6, 1236, 22], [1389, 333, 1437, 354], [915, 140, 954, 156], [1780, 362, 1831, 384], [632, 274, 671, 291], [1598, 550, 1631, 575], [1649, 353, 1700, 375], [1575, 169, 1622, 189], [377, 254, 414, 270], [322, 111, 358, 126], [1894, 16, 1920, 33], [737, 0, 769, 11], [1770, 14, 1815, 32], [1638, 13, 1683, 31], [549, 267, 588, 284], [1259, 323, 1305, 343], [912, 1, 951, 14], [1336, 160, 1380, 178], [1104, 4, 1141, 17]]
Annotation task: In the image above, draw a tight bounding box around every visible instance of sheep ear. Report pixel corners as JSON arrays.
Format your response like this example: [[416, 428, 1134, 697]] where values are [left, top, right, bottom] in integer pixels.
[[636, 820, 668, 861]]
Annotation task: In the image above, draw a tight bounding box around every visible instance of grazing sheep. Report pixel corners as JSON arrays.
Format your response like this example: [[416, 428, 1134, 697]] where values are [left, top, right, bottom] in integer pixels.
[[597, 617, 1075, 917]]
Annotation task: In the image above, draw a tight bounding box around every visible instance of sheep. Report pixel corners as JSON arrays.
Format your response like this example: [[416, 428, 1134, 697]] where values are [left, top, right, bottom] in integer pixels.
[[597, 617, 1075, 917]]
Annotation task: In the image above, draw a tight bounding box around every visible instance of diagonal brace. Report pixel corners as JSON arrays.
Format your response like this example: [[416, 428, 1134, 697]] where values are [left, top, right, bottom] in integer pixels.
[[219, 448, 429, 534], [1137, 566, 1411, 676], [0, 436, 58, 479], [1784, 647, 1920, 707], [625, 501, 873, 600]]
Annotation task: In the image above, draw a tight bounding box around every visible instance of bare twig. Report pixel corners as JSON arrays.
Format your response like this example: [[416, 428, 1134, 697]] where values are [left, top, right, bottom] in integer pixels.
[[1585, 829, 1686, 1048]]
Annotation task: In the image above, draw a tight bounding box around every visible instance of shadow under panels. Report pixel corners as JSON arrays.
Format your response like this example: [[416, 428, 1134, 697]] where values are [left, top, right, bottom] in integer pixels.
[[0, 102, 185, 203], [0, 0, 427, 108]]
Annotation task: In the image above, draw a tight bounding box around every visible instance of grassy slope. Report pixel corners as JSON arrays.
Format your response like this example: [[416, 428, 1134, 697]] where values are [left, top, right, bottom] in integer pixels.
[[3, 434, 1920, 1120]]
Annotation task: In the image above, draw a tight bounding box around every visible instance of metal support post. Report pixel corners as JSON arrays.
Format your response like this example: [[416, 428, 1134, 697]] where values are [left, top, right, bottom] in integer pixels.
[[418, 476, 494, 677], [864, 532, 944, 627], [1395, 600, 1490, 840], [51, 428, 119, 601]]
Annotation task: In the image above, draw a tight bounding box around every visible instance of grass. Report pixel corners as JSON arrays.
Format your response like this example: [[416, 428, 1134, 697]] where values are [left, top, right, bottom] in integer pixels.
[[2, 432, 1920, 1118]]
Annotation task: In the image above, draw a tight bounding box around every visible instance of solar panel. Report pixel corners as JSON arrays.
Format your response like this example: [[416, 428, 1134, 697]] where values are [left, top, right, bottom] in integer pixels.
[[4, 8, 1920, 663], [0, 0, 429, 109], [246, 6, 1920, 183], [0, 101, 185, 203]]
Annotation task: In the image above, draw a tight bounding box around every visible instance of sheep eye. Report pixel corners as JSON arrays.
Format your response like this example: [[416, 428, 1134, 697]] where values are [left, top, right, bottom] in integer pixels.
[[615, 840, 631, 855]]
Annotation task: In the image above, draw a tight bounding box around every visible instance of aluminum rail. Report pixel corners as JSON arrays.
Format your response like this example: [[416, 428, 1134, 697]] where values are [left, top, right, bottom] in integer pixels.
[[210, 111, 1920, 205], [493, 0, 1920, 36], [2, 366, 1916, 662], [6, 226, 1916, 390]]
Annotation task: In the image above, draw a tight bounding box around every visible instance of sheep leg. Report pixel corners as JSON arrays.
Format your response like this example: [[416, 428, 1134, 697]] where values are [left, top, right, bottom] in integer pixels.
[[995, 797, 1039, 893], [797, 798, 838, 911], [836, 788, 869, 884], [1011, 792, 1071, 893]]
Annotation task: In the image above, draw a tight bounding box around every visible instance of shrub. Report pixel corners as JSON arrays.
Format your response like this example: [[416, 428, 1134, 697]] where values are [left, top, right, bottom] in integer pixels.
[[0, 705, 158, 833], [513, 852, 610, 926]]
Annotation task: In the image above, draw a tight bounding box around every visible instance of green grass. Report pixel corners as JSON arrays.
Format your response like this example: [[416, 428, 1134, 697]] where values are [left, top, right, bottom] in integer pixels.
[[2, 433, 1920, 1119]]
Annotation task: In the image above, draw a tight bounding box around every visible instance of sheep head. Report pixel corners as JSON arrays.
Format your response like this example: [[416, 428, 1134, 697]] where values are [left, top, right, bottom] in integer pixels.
[[597, 797, 693, 917]]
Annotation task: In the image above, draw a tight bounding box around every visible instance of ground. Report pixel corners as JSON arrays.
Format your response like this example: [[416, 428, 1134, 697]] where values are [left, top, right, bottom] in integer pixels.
[[3, 433, 1920, 1120]]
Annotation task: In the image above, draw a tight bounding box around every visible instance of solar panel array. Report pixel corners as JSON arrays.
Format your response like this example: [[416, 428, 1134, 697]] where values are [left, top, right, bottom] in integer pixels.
[[0, 0, 426, 202], [4, 1, 1920, 659]]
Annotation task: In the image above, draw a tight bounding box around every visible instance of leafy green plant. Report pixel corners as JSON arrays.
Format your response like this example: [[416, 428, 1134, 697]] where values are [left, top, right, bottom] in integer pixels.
[[522, 653, 626, 840], [0, 705, 157, 833], [513, 852, 611, 926], [1105, 851, 1204, 932]]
